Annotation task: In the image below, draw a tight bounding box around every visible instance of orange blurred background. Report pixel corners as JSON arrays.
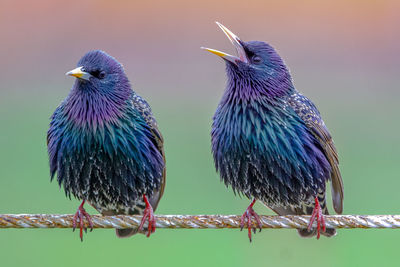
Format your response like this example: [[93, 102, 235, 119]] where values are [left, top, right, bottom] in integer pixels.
[[0, 1, 399, 266]]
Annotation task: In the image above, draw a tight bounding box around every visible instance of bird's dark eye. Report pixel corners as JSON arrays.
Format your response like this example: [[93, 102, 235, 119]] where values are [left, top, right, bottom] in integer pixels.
[[252, 56, 262, 64], [98, 71, 106, 79], [91, 70, 106, 79]]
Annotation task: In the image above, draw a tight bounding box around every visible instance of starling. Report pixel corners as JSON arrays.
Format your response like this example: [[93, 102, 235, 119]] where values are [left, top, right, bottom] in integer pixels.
[[202, 22, 343, 241], [47, 50, 166, 240]]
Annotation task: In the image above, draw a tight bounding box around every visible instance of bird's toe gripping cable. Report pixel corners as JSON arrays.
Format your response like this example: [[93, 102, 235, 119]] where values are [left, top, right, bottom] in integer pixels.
[[307, 197, 326, 239], [72, 200, 93, 241], [240, 199, 263, 242], [138, 194, 156, 237]]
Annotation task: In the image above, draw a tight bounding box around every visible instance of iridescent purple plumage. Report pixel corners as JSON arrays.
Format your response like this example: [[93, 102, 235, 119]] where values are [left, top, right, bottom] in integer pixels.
[[204, 23, 343, 240], [47, 50, 166, 239]]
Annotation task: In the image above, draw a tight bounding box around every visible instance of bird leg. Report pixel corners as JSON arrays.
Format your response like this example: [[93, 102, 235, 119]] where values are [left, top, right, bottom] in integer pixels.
[[138, 194, 156, 237], [240, 199, 262, 242], [307, 197, 326, 239], [72, 200, 93, 242]]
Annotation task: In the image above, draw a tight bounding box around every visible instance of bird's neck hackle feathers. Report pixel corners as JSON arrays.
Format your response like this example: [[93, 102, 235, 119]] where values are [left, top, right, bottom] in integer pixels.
[[224, 62, 294, 107], [64, 77, 132, 129]]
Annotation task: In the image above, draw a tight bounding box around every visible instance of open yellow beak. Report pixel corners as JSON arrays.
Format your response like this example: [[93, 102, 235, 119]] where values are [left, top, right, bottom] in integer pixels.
[[200, 47, 240, 63], [201, 22, 248, 64], [66, 66, 91, 80]]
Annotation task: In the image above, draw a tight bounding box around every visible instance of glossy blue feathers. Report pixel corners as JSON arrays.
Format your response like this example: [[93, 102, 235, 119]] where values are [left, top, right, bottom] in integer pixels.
[[212, 81, 331, 207], [47, 50, 165, 214], [211, 40, 343, 217]]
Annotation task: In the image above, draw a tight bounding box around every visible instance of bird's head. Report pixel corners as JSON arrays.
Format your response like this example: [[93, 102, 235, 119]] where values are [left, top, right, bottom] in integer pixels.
[[202, 22, 293, 98], [66, 50, 130, 94]]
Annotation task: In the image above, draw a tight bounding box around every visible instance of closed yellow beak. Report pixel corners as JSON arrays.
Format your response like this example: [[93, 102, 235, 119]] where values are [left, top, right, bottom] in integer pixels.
[[66, 66, 91, 80]]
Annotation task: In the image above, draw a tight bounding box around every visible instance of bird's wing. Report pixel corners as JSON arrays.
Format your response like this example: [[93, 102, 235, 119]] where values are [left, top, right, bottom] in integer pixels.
[[131, 94, 166, 210], [147, 123, 166, 210], [287, 92, 343, 214]]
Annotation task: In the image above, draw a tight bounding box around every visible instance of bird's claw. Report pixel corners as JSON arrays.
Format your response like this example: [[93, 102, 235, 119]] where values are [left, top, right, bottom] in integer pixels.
[[307, 197, 326, 239], [138, 194, 156, 237], [240, 199, 262, 242], [72, 200, 93, 241]]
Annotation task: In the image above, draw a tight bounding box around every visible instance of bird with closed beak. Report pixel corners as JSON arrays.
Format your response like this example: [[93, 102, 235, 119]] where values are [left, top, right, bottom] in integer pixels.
[[47, 50, 166, 241], [202, 22, 343, 241]]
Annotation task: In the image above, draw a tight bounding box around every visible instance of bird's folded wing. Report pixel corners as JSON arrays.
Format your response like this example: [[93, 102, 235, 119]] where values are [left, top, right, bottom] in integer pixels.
[[288, 93, 343, 214], [310, 122, 343, 214], [131, 95, 166, 209], [149, 124, 166, 208]]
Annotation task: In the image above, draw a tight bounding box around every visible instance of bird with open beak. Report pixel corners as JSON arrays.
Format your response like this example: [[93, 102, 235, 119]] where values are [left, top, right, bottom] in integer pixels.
[[202, 22, 343, 241], [48, 50, 166, 241]]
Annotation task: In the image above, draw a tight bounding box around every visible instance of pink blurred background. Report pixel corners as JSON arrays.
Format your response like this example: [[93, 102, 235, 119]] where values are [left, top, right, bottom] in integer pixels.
[[1, 1, 399, 266], [1, 0, 399, 98]]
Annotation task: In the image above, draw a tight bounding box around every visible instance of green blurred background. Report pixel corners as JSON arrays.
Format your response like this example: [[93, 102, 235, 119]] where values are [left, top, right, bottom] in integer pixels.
[[1, 0, 399, 266]]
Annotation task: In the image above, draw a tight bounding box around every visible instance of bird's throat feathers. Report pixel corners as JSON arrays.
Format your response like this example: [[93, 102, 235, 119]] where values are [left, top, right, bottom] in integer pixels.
[[214, 62, 297, 153], [63, 79, 132, 130], [224, 61, 294, 102], [49, 87, 154, 160]]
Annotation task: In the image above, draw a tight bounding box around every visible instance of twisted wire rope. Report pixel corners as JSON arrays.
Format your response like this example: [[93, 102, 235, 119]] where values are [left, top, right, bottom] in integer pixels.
[[1, 214, 399, 229]]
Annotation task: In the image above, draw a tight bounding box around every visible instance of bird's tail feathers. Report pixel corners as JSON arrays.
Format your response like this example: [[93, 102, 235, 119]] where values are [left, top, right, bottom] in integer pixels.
[[270, 193, 336, 238], [100, 209, 143, 238], [116, 228, 140, 238]]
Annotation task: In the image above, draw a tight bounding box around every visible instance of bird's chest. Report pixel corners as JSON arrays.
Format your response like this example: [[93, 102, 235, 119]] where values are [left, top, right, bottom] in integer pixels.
[[52, 122, 155, 204], [211, 100, 328, 206], [212, 102, 290, 156]]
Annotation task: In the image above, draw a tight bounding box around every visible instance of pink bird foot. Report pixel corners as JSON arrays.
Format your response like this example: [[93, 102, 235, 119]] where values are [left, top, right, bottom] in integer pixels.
[[307, 197, 326, 239], [72, 200, 93, 241], [138, 194, 156, 237], [240, 199, 262, 242]]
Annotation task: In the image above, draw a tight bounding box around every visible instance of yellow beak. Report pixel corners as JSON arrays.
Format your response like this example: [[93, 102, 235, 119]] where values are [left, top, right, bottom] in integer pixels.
[[201, 22, 248, 64], [200, 47, 239, 63], [66, 66, 91, 80]]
